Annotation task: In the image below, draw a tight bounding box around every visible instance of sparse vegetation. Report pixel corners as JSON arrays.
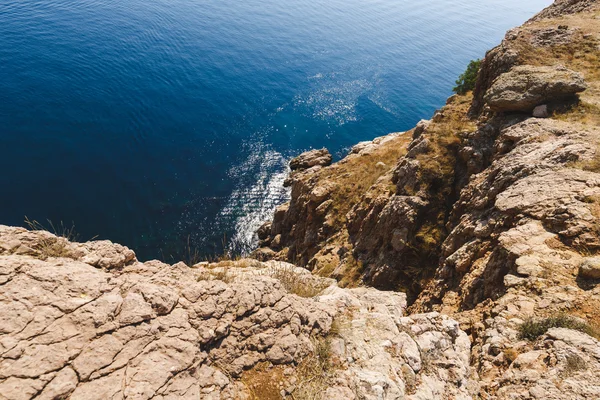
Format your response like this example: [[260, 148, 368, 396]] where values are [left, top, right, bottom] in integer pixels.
[[321, 134, 412, 228], [24, 216, 78, 241], [289, 336, 335, 400], [241, 362, 287, 400], [570, 148, 600, 173], [453, 59, 482, 95], [195, 263, 238, 283], [24, 216, 80, 260], [518, 314, 600, 341], [240, 335, 337, 400], [184, 235, 203, 267], [504, 348, 519, 365], [515, 28, 600, 126], [269, 264, 330, 297], [554, 101, 600, 127], [338, 251, 365, 288]]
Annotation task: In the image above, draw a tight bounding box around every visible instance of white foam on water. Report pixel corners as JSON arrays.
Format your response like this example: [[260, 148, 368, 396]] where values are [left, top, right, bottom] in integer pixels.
[[217, 144, 290, 255]]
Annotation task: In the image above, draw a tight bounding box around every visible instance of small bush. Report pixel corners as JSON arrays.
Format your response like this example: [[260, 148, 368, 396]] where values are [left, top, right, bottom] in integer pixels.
[[504, 348, 519, 365], [453, 59, 482, 95], [518, 314, 600, 341]]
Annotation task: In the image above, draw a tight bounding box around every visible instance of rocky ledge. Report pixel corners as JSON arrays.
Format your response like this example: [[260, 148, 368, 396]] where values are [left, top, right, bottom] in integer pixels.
[[1, 226, 475, 400]]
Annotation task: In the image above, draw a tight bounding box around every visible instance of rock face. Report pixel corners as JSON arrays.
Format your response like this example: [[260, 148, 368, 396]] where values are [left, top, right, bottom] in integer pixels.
[[484, 65, 587, 112], [253, 1, 600, 398], [288, 148, 332, 171], [529, 0, 599, 21], [0, 227, 335, 399], [0, 226, 477, 399]]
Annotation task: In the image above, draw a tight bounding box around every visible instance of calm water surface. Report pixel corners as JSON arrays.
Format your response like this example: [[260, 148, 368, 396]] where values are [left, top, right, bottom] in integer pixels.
[[0, 0, 551, 260]]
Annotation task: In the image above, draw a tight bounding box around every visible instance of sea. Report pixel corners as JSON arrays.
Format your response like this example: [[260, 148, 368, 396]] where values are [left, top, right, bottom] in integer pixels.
[[0, 0, 552, 261]]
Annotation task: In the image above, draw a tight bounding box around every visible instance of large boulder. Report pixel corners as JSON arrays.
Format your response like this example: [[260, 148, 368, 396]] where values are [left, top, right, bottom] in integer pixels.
[[289, 148, 332, 171], [484, 65, 587, 112], [579, 257, 600, 279]]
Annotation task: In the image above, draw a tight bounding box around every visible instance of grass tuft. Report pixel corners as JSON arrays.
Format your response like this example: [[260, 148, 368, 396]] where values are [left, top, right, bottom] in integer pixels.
[[269, 264, 330, 298], [518, 314, 600, 341], [289, 336, 334, 400], [24, 216, 80, 260]]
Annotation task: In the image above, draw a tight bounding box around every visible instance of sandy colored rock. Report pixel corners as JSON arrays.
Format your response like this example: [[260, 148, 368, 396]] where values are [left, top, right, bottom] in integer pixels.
[[484, 65, 587, 112], [289, 148, 332, 171], [579, 257, 600, 279]]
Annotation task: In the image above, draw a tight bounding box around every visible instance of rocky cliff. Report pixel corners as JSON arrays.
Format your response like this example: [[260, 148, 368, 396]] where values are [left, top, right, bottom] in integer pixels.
[[2, 0, 600, 399]]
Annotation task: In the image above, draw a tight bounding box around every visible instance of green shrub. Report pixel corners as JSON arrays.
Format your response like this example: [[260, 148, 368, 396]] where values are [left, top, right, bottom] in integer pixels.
[[453, 59, 482, 95], [518, 314, 600, 341]]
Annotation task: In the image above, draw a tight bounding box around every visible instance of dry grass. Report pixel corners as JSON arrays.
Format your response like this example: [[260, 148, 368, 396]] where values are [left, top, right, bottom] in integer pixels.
[[241, 336, 337, 400], [514, 23, 600, 126], [24, 217, 80, 260], [554, 101, 600, 126], [338, 251, 365, 288], [406, 95, 476, 271], [412, 95, 475, 200], [269, 264, 330, 298], [315, 133, 411, 228], [570, 147, 600, 173], [241, 362, 287, 400], [196, 265, 236, 283], [288, 336, 335, 400]]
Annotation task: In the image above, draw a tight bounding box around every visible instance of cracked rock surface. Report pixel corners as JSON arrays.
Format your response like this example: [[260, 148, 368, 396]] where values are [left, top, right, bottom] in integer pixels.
[[0, 226, 477, 400], [0, 226, 335, 399]]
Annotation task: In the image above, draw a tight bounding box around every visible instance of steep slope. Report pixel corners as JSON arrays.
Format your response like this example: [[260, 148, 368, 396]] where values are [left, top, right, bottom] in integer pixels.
[[256, 0, 600, 304], [254, 0, 600, 397]]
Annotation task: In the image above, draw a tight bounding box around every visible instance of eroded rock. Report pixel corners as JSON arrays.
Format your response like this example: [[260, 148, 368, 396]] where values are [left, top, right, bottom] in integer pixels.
[[289, 148, 332, 171], [484, 65, 587, 112]]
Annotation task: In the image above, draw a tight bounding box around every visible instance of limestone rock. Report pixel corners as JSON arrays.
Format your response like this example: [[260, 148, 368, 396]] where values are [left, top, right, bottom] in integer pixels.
[[289, 148, 332, 171], [484, 65, 587, 112], [0, 226, 337, 399], [579, 257, 600, 279], [316, 288, 473, 400]]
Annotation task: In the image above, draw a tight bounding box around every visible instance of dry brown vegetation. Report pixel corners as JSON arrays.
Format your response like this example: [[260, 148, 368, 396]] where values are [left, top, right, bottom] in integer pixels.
[[268, 264, 330, 298], [241, 362, 287, 400], [404, 95, 476, 275], [515, 17, 600, 126], [318, 134, 412, 228], [571, 145, 600, 173], [337, 251, 365, 288], [24, 217, 80, 260], [287, 336, 335, 400], [241, 336, 336, 400]]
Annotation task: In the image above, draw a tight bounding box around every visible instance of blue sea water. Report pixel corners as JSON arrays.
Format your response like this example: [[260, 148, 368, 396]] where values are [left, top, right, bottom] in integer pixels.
[[0, 0, 552, 261]]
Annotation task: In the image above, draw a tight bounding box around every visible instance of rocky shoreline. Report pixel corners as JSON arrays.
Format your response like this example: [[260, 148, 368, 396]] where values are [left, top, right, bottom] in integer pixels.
[[2, 0, 600, 399]]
